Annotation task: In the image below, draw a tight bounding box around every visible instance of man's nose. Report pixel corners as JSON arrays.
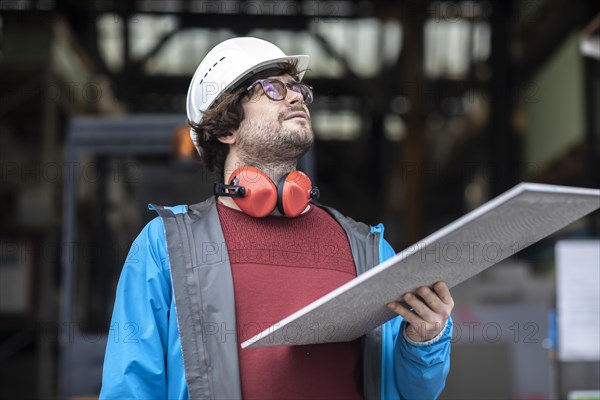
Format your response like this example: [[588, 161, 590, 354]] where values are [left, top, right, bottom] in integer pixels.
[[286, 88, 305, 105]]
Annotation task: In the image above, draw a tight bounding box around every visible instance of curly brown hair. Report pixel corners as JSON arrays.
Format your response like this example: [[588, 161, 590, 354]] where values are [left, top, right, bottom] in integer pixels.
[[188, 60, 302, 180]]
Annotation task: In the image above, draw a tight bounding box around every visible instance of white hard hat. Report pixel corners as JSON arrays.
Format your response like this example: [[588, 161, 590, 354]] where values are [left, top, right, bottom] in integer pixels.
[[186, 37, 310, 153]]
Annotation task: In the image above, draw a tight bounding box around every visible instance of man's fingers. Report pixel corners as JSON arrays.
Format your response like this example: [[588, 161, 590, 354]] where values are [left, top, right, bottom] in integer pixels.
[[388, 301, 445, 342], [388, 283, 454, 342], [433, 281, 453, 306], [416, 286, 444, 313], [403, 293, 437, 322], [387, 302, 423, 326]]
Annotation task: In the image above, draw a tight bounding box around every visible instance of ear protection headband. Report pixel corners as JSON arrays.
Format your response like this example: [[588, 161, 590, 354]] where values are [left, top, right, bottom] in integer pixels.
[[214, 166, 320, 218]]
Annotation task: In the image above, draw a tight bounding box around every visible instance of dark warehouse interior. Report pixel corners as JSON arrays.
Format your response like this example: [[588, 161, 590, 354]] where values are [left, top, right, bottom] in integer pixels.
[[0, 0, 599, 398]]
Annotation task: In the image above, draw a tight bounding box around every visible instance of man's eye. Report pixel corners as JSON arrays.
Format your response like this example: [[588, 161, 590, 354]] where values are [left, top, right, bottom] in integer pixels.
[[266, 87, 279, 97]]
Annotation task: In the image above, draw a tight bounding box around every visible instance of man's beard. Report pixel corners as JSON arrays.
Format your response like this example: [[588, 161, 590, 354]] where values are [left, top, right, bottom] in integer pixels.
[[235, 108, 314, 167]]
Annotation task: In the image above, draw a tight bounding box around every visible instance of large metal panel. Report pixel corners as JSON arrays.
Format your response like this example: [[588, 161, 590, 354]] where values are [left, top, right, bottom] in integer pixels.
[[244, 183, 600, 348]]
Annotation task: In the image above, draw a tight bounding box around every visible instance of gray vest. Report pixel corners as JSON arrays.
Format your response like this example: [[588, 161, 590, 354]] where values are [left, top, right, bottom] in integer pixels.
[[151, 197, 383, 400]]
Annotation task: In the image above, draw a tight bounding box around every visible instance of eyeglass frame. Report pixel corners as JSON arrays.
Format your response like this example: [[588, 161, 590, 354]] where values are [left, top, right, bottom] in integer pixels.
[[246, 78, 314, 104]]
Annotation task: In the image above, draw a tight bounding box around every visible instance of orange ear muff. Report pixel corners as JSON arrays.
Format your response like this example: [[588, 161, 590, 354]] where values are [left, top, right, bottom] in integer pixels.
[[216, 166, 319, 218], [277, 171, 314, 217], [230, 166, 277, 218]]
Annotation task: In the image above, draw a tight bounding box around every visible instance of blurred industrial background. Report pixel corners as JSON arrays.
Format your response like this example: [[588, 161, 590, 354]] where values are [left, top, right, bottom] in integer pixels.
[[0, 0, 599, 398]]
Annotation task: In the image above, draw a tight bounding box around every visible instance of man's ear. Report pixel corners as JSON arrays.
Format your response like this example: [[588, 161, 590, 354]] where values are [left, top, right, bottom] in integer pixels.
[[217, 132, 236, 145]]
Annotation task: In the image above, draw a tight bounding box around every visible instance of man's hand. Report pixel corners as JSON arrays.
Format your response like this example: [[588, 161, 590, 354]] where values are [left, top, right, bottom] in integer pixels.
[[387, 281, 454, 343]]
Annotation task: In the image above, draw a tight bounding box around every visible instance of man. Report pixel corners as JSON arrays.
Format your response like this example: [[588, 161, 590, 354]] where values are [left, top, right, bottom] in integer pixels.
[[100, 37, 453, 399]]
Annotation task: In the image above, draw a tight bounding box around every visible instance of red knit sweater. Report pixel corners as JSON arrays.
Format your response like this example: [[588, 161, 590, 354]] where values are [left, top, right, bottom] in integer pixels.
[[217, 203, 363, 399]]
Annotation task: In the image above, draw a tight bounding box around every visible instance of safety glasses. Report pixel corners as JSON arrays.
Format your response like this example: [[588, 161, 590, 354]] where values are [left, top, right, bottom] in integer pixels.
[[246, 78, 314, 104]]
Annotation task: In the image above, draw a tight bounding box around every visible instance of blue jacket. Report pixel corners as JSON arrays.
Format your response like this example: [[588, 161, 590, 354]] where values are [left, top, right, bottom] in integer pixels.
[[100, 205, 451, 399]]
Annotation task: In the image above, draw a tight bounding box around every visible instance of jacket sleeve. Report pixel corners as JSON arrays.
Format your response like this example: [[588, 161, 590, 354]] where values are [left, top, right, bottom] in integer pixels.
[[389, 316, 452, 399], [99, 217, 172, 399], [378, 236, 452, 400]]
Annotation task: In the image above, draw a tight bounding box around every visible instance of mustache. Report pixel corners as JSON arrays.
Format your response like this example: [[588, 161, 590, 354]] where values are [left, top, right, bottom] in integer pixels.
[[280, 105, 310, 121]]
